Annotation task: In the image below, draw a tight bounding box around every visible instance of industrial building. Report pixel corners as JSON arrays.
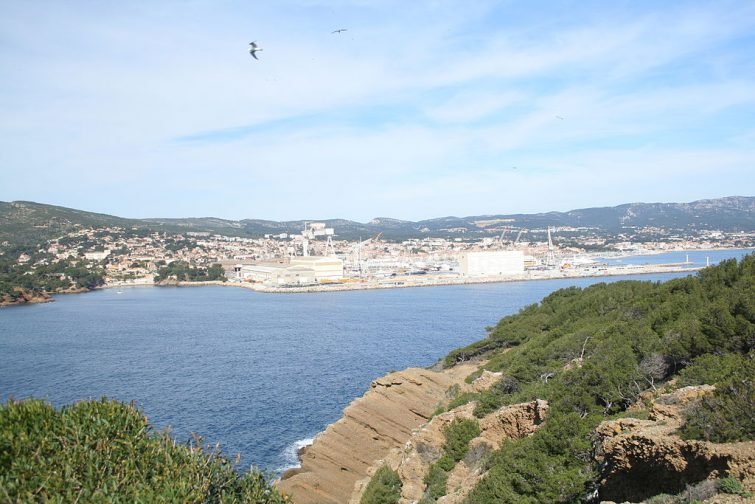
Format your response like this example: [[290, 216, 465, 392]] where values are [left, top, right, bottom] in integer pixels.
[[235, 256, 343, 286], [289, 256, 344, 281], [459, 251, 525, 276], [236, 264, 316, 286]]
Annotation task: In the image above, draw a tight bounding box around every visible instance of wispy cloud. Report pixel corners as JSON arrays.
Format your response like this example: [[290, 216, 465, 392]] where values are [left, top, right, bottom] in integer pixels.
[[1, 0, 754, 220]]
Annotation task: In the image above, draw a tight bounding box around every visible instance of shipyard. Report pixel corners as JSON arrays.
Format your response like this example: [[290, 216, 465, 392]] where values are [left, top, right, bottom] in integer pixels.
[[212, 222, 736, 293]]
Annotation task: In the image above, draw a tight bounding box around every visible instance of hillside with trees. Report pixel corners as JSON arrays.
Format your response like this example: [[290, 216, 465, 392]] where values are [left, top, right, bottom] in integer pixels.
[[359, 255, 754, 503], [0, 247, 105, 306], [3, 197, 753, 244], [437, 254, 754, 502], [2, 256, 752, 501]]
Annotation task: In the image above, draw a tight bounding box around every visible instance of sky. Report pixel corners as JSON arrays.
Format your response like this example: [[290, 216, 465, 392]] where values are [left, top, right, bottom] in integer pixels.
[[1, 0, 754, 222]]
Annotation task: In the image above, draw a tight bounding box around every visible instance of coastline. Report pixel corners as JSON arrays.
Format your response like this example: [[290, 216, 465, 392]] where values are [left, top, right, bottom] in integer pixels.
[[0, 264, 709, 306], [6, 248, 751, 305], [0, 286, 87, 308], [242, 263, 704, 294], [276, 363, 486, 504]]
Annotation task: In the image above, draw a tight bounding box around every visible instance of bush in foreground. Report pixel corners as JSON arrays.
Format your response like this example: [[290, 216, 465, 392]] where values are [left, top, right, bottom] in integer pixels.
[[0, 398, 288, 503]]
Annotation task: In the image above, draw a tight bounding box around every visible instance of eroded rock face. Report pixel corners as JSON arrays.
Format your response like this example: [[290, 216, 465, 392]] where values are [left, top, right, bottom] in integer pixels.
[[352, 399, 549, 504], [596, 386, 755, 502], [277, 364, 481, 504]]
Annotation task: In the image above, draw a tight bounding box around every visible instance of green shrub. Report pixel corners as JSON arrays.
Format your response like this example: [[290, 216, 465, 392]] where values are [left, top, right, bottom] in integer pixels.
[[718, 476, 752, 497], [677, 353, 746, 387], [420, 420, 481, 502], [472, 390, 502, 418], [465, 411, 596, 503], [0, 398, 288, 503], [423, 462, 449, 501], [446, 391, 479, 411], [361, 465, 402, 504], [680, 357, 755, 442], [435, 453, 455, 472], [443, 418, 480, 462]]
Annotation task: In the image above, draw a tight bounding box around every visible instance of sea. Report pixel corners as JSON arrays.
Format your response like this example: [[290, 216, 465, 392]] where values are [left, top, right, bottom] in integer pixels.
[[0, 248, 750, 474]]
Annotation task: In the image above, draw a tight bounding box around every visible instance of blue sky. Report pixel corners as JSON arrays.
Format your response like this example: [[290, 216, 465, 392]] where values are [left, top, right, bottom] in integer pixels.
[[1, 0, 754, 221]]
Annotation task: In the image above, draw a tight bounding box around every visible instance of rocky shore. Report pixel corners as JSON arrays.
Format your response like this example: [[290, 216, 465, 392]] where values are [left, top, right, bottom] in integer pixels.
[[277, 371, 755, 504], [0, 290, 52, 307], [277, 363, 488, 504], [0, 286, 90, 307]]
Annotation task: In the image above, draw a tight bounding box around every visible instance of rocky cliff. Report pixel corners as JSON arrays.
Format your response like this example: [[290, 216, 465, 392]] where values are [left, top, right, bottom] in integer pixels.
[[278, 372, 754, 504], [277, 364, 487, 504], [351, 398, 548, 504], [596, 386, 755, 503]]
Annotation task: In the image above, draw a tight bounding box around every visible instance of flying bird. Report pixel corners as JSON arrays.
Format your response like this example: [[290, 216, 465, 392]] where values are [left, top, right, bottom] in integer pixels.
[[331, 28, 347, 34], [555, 115, 564, 120], [249, 41, 263, 60]]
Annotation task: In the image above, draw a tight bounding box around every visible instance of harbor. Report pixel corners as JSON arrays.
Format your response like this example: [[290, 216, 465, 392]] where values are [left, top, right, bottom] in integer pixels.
[[236, 261, 704, 293]]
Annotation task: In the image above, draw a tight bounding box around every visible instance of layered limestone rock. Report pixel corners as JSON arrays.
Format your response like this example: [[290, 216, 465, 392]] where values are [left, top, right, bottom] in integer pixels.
[[351, 399, 548, 504], [277, 364, 486, 504], [596, 385, 755, 502]]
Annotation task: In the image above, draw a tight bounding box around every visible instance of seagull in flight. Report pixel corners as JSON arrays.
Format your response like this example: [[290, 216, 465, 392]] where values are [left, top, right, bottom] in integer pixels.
[[331, 28, 347, 34], [555, 115, 564, 120], [249, 41, 263, 60]]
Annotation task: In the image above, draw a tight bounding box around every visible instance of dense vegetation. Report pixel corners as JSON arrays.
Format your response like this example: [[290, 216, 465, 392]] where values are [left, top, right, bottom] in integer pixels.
[[423, 418, 481, 502], [4, 198, 755, 244], [0, 398, 288, 503], [0, 248, 104, 302], [437, 254, 754, 502], [0, 201, 218, 245], [360, 465, 403, 504], [154, 261, 227, 282], [679, 355, 755, 442]]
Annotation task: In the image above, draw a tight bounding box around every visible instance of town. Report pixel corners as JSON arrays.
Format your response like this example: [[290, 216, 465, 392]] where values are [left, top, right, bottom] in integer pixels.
[[6, 219, 751, 295]]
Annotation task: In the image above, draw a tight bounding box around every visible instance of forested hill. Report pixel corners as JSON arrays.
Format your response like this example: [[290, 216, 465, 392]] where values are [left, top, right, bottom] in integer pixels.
[[2, 196, 753, 244], [428, 255, 754, 502]]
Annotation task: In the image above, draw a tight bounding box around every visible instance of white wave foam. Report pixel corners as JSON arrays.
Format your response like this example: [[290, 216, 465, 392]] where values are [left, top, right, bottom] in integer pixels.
[[276, 437, 315, 474]]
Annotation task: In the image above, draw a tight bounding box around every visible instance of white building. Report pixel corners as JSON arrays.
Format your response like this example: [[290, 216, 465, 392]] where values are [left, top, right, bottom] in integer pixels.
[[238, 264, 316, 286], [237, 256, 343, 285], [459, 251, 524, 276], [289, 256, 344, 281], [84, 249, 111, 261]]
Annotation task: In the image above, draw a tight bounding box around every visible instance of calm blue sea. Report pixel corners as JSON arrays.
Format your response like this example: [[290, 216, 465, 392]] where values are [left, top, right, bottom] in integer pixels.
[[0, 248, 750, 473]]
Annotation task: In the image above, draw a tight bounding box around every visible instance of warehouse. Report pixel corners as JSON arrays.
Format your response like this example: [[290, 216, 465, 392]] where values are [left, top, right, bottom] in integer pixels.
[[459, 251, 525, 276], [289, 256, 344, 281], [237, 256, 342, 285]]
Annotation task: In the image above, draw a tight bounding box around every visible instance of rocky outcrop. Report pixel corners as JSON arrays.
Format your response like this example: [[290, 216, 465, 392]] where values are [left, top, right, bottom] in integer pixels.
[[596, 386, 755, 502], [351, 399, 548, 504], [277, 364, 484, 504], [0, 288, 52, 307]]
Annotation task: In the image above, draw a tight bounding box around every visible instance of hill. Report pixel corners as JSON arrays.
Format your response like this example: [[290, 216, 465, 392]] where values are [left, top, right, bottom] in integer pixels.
[[1, 196, 753, 245], [350, 254, 755, 503]]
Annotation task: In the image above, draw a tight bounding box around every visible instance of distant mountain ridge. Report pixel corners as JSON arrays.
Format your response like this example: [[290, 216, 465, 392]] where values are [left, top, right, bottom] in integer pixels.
[[1, 196, 753, 244]]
